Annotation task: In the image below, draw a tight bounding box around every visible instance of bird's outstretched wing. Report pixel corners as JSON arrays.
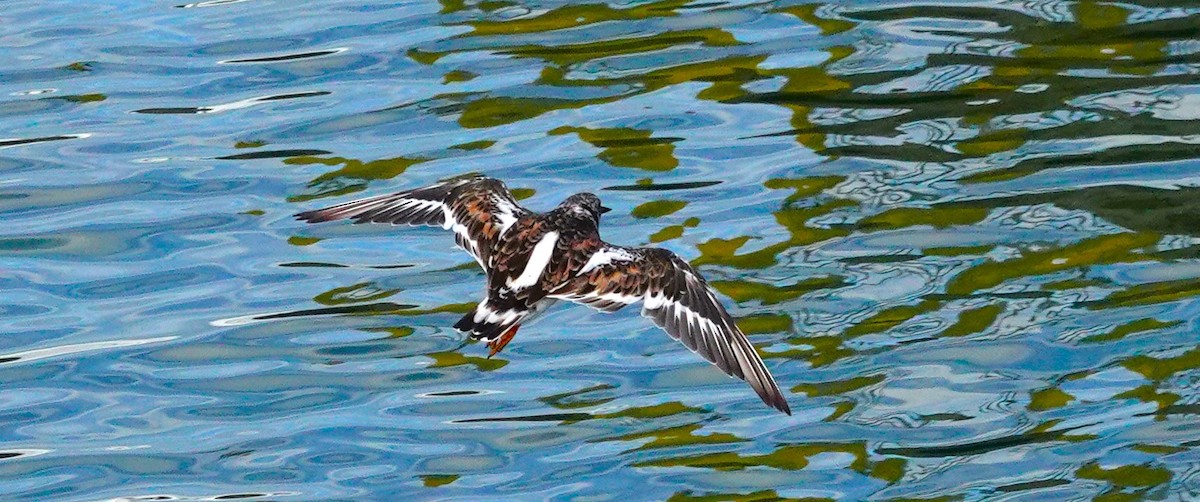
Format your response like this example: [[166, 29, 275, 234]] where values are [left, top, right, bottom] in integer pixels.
[[295, 176, 528, 268], [550, 246, 791, 414]]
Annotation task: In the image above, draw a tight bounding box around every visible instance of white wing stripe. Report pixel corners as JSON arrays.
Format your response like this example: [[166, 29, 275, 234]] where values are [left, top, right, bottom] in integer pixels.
[[583, 292, 642, 305], [378, 199, 439, 222], [650, 295, 730, 361], [578, 247, 637, 275], [442, 205, 484, 267], [508, 231, 559, 290], [335, 196, 445, 223], [493, 195, 520, 235]]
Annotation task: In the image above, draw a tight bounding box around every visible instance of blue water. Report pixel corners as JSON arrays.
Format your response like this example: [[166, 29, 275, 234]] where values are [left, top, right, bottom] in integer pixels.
[[5, 0, 1200, 500]]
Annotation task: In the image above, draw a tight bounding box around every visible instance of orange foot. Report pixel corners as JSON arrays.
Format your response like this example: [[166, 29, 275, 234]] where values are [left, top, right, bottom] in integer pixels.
[[487, 324, 520, 358]]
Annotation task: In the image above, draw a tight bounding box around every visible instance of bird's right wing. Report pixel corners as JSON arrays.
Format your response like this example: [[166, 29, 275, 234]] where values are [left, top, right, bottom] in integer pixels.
[[295, 176, 528, 269], [550, 246, 791, 415]]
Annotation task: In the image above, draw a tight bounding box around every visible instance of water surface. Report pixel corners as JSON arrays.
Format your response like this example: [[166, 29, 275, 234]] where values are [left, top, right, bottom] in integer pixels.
[[3, 0, 1200, 500]]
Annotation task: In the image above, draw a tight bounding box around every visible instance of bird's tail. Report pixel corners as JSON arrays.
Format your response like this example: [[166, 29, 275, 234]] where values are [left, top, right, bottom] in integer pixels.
[[454, 301, 527, 343]]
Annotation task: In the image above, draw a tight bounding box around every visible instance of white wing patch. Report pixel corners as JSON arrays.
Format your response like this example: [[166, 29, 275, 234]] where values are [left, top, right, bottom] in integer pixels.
[[445, 194, 521, 268], [493, 195, 520, 236], [557, 291, 641, 313], [443, 205, 484, 267], [394, 198, 444, 215], [306, 193, 447, 225], [652, 296, 721, 339], [578, 247, 636, 275], [508, 231, 560, 290], [372, 198, 444, 225]]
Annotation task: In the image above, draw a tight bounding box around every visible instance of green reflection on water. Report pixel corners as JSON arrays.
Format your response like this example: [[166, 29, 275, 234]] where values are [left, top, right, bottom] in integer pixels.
[[427, 351, 507, 371], [768, 335, 854, 368], [711, 276, 845, 306], [1080, 318, 1180, 344], [631, 200, 687, 218], [1076, 461, 1173, 500], [612, 423, 745, 452], [650, 217, 699, 243], [691, 176, 853, 269], [938, 303, 1004, 338], [420, 473, 459, 487], [459, 0, 693, 37], [1028, 387, 1074, 412], [843, 300, 940, 339], [443, 69, 477, 83], [313, 282, 400, 306], [1090, 279, 1200, 310], [510, 28, 738, 69], [56, 93, 105, 104], [551, 126, 680, 171], [735, 314, 793, 335], [857, 207, 989, 231], [792, 373, 885, 398], [286, 154, 428, 201], [667, 489, 826, 502], [634, 440, 907, 490], [946, 233, 1159, 296]]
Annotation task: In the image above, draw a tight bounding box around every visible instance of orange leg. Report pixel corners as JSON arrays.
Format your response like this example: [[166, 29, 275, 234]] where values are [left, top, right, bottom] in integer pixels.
[[487, 324, 520, 358]]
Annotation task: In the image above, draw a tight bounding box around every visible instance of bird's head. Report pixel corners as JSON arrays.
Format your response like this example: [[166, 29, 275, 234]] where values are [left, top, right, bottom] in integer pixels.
[[559, 192, 611, 224]]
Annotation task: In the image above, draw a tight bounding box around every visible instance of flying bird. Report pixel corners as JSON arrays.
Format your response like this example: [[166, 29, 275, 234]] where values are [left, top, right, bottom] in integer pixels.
[[295, 176, 790, 414]]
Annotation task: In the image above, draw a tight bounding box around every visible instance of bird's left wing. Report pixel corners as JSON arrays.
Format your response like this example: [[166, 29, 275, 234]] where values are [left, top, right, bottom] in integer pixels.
[[550, 246, 791, 414], [295, 176, 528, 268]]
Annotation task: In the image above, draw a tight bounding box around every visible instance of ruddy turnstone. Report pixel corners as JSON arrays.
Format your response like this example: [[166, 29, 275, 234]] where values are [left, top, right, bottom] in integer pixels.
[[295, 176, 790, 414]]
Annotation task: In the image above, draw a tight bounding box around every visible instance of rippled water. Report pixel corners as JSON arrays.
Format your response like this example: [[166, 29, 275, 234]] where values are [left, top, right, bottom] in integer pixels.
[[4, 0, 1200, 500]]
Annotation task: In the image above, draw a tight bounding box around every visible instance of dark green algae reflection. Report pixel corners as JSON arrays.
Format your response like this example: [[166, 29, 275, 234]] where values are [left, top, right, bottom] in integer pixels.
[[6, 0, 1200, 499], [262, 0, 1200, 499]]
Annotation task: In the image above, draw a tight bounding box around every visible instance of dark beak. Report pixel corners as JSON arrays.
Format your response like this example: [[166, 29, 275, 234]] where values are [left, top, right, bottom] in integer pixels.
[[599, 206, 612, 214]]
